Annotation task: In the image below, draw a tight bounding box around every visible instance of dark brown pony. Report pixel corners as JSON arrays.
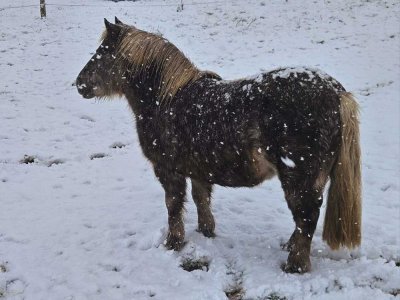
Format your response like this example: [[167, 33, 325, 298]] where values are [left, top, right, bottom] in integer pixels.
[[76, 18, 362, 273]]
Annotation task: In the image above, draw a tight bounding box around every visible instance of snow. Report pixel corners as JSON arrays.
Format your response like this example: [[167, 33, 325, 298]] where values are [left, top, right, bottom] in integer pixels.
[[271, 66, 318, 80], [0, 0, 399, 299]]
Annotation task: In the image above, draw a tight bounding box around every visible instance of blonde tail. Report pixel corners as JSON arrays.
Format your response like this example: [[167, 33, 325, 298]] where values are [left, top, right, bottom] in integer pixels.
[[323, 92, 362, 250]]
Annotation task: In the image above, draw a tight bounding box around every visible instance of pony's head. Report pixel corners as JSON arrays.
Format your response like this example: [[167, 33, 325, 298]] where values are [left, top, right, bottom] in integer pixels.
[[76, 18, 126, 99], [76, 18, 220, 102]]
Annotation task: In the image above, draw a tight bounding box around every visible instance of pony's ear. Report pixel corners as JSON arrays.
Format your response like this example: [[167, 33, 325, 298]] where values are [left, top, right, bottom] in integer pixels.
[[104, 18, 112, 30], [115, 16, 123, 25], [104, 18, 121, 35]]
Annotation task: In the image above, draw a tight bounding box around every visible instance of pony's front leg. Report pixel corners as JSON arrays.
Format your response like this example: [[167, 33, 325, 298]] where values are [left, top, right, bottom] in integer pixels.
[[191, 179, 215, 237], [155, 166, 186, 251]]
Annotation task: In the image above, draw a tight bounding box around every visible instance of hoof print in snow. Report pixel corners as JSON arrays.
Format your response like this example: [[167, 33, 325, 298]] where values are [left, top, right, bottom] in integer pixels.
[[149, 292, 156, 297], [80, 115, 95, 122], [124, 231, 136, 237], [1, 278, 25, 297], [100, 264, 121, 272], [0, 263, 7, 273], [111, 266, 120, 272], [390, 289, 400, 297], [380, 184, 391, 192], [90, 153, 108, 160], [20, 155, 36, 164], [110, 142, 127, 149], [48, 159, 65, 167], [180, 257, 209, 272]]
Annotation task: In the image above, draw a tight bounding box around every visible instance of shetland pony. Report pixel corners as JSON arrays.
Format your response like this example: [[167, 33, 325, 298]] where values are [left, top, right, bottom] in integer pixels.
[[76, 18, 361, 273]]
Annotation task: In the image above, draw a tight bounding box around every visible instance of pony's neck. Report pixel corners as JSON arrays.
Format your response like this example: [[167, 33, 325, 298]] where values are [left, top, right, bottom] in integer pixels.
[[123, 66, 164, 115], [122, 67, 223, 117]]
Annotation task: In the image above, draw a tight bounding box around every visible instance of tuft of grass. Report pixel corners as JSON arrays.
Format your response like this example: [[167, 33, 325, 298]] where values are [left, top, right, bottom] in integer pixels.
[[265, 292, 288, 300], [20, 155, 36, 164], [180, 257, 209, 272], [252, 292, 288, 300], [110, 142, 126, 149], [90, 153, 108, 160], [0, 264, 6, 273], [225, 286, 244, 300], [224, 262, 245, 300]]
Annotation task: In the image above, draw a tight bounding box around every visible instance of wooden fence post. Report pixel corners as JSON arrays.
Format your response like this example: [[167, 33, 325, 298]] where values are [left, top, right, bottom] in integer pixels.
[[177, 0, 184, 12], [40, 0, 46, 18]]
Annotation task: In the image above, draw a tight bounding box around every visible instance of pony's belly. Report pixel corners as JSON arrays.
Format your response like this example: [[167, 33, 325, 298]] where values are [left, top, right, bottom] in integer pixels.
[[248, 148, 277, 182], [189, 148, 277, 187]]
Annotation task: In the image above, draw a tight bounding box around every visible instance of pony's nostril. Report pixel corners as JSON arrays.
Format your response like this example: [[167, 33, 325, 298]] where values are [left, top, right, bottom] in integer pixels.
[[77, 83, 87, 90], [75, 76, 82, 87]]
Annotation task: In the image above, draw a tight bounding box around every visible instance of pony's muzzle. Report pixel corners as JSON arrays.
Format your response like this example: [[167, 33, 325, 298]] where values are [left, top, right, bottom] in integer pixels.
[[75, 75, 96, 99]]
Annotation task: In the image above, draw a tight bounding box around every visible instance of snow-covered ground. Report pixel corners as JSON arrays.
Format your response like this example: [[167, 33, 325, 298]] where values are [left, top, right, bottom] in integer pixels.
[[0, 0, 399, 299]]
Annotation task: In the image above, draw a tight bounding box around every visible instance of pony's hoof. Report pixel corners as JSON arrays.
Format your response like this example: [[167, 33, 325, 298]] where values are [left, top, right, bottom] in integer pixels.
[[282, 257, 311, 274], [197, 228, 215, 238], [165, 235, 185, 251]]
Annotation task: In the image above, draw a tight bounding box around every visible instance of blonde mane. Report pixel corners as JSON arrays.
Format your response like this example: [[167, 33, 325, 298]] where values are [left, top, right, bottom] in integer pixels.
[[102, 26, 219, 102]]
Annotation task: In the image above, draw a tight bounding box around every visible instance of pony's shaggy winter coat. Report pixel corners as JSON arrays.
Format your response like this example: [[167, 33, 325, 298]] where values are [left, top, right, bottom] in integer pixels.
[[76, 18, 362, 273]]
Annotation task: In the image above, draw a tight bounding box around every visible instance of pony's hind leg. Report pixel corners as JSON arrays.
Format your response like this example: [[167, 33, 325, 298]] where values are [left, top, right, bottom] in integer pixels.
[[282, 170, 328, 252], [191, 179, 215, 237], [155, 166, 186, 251], [279, 168, 325, 273]]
